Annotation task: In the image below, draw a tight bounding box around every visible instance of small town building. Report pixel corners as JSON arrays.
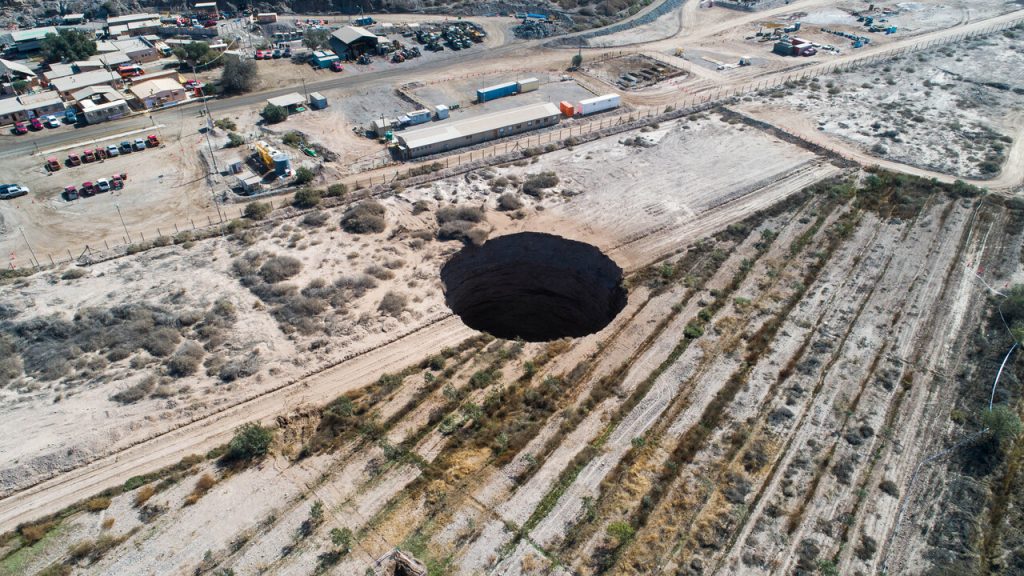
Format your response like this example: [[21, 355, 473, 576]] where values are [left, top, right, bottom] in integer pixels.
[[329, 26, 379, 59], [79, 93, 130, 124], [396, 102, 561, 159], [194, 2, 220, 19], [50, 69, 121, 97], [0, 91, 65, 124], [8, 27, 58, 53], [128, 77, 187, 109], [266, 92, 306, 112]]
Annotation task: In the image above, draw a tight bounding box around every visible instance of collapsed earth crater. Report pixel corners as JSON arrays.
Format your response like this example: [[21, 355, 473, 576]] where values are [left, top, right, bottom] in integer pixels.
[[441, 232, 627, 341]]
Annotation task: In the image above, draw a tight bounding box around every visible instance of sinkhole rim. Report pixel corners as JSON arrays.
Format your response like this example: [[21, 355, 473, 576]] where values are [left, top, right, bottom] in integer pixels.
[[440, 232, 628, 342]]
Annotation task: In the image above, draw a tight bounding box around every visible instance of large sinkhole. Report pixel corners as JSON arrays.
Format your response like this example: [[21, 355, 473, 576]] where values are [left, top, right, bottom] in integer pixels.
[[441, 232, 627, 342]]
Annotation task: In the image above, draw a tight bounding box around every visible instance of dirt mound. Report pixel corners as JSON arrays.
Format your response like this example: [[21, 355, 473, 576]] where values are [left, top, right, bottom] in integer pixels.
[[440, 232, 626, 342]]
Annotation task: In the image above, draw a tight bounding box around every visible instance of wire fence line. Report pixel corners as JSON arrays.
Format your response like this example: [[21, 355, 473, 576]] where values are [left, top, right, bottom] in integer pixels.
[[7, 16, 1022, 274]]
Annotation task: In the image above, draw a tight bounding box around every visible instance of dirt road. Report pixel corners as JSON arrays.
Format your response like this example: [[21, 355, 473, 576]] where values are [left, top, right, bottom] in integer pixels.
[[0, 317, 474, 534]]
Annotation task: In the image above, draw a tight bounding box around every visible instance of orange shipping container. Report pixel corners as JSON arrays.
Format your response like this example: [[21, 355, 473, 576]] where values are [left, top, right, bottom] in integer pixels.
[[559, 100, 575, 117]]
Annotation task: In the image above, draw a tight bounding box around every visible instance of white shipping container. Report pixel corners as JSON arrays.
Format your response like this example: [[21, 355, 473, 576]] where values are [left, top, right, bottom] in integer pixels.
[[576, 93, 620, 116], [517, 77, 539, 93], [434, 104, 449, 120]]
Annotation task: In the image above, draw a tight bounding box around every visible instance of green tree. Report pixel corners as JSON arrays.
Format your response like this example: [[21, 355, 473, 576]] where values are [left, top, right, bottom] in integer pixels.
[[571, 53, 583, 68], [293, 167, 315, 186], [174, 41, 217, 69], [41, 29, 97, 62], [303, 28, 332, 51], [220, 56, 258, 95], [261, 103, 288, 124], [225, 422, 272, 461], [293, 187, 321, 208], [330, 527, 352, 553], [226, 132, 245, 148], [983, 405, 1023, 445], [243, 201, 272, 220]]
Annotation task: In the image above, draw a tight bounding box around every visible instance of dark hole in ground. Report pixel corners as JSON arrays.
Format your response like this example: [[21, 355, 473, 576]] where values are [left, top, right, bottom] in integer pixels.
[[440, 232, 627, 342]]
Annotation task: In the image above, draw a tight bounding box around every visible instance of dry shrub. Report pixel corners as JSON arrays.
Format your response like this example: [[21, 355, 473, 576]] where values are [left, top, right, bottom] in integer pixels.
[[85, 497, 111, 512], [61, 268, 88, 280], [522, 171, 559, 197], [219, 353, 260, 382], [184, 473, 217, 506], [259, 255, 302, 283], [20, 520, 56, 544], [165, 341, 204, 377], [111, 375, 157, 404], [378, 291, 408, 317], [437, 221, 489, 246], [341, 200, 386, 234], [436, 205, 485, 224], [364, 264, 394, 280], [498, 193, 523, 211], [134, 484, 156, 507], [302, 210, 329, 227]]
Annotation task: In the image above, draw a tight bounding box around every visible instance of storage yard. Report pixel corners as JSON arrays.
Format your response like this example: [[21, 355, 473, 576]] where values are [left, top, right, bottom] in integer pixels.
[[1, 1, 1024, 576]]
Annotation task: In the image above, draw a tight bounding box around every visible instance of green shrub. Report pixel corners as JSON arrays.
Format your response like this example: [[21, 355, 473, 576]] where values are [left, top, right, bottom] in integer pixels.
[[293, 187, 321, 208], [243, 201, 272, 220], [325, 183, 348, 198], [214, 118, 237, 131], [294, 167, 315, 185], [261, 103, 287, 124], [225, 422, 272, 461], [226, 132, 245, 148]]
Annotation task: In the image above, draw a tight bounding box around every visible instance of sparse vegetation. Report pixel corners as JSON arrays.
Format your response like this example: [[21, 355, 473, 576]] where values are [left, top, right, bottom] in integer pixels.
[[341, 201, 386, 234], [224, 422, 273, 463], [293, 187, 322, 209], [522, 171, 559, 197], [244, 201, 272, 220]]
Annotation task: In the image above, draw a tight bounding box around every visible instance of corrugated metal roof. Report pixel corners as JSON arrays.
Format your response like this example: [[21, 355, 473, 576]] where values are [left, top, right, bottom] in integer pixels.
[[331, 26, 377, 46], [398, 102, 560, 151], [11, 27, 57, 42], [266, 92, 305, 107], [50, 70, 120, 93]]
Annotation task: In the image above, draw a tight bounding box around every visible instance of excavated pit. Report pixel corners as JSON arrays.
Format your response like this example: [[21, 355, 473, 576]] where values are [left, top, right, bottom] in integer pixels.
[[441, 232, 627, 342]]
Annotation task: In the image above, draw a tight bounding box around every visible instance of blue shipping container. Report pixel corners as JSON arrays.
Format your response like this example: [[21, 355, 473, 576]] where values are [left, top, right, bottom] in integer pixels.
[[476, 81, 518, 103], [355, 16, 374, 25]]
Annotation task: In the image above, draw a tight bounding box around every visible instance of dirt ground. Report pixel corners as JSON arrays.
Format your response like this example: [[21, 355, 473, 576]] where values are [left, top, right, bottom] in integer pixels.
[[739, 30, 1024, 179], [2, 2, 1024, 575]]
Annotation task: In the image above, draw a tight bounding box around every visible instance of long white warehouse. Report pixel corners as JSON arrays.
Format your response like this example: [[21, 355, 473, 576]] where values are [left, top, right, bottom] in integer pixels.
[[396, 102, 562, 159]]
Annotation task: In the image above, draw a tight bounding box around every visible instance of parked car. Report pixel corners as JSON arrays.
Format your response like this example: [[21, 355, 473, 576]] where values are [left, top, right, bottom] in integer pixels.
[[111, 175, 124, 190], [80, 181, 94, 196], [95, 178, 111, 193], [272, 49, 282, 59], [0, 184, 29, 199], [13, 122, 27, 134], [67, 153, 81, 166], [146, 134, 160, 147], [254, 50, 263, 59], [133, 138, 146, 151], [83, 149, 96, 163], [46, 157, 61, 171], [282, 48, 292, 58], [64, 108, 77, 124], [106, 145, 119, 157], [63, 185, 78, 201], [29, 118, 43, 130], [44, 115, 60, 128], [330, 61, 344, 72], [119, 141, 132, 154]]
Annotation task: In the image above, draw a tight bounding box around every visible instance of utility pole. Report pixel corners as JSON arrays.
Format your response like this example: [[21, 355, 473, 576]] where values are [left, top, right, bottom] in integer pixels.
[[192, 64, 220, 175], [18, 227, 39, 268], [115, 204, 131, 243]]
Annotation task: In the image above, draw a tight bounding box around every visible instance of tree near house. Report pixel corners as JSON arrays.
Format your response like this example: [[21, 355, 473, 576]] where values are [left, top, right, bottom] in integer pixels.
[[41, 29, 97, 62]]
